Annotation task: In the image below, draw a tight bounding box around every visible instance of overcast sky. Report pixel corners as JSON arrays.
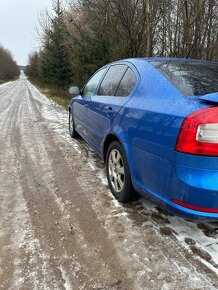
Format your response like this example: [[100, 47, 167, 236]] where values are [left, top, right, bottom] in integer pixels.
[[0, 0, 53, 66]]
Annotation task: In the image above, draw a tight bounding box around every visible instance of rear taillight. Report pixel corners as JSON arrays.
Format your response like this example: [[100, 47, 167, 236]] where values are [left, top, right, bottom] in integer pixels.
[[176, 107, 218, 156]]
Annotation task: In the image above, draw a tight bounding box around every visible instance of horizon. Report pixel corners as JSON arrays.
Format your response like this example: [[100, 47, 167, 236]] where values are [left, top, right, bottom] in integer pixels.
[[0, 0, 53, 66]]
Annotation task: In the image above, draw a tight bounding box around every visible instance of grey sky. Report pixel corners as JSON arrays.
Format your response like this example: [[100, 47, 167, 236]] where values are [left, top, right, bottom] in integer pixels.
[[0, 0, 53, 66]]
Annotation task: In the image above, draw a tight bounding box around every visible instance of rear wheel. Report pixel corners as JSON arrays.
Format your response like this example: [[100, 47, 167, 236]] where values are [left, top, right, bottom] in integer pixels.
[[106, 141, 135, 202], [69, 110, 79, 138]]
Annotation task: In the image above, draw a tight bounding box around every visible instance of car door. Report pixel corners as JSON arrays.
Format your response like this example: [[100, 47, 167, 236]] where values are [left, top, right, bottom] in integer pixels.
[[74, 67, 107, 140], [86, 64, 137, 152]]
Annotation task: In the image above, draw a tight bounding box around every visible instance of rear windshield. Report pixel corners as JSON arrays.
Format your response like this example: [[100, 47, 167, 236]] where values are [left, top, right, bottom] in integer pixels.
[[152, 60, 218, 96]]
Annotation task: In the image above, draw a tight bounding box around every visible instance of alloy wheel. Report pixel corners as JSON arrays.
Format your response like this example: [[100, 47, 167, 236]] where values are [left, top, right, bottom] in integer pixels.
[[108, 149, 125, 192], [69, 113, 74, 135]]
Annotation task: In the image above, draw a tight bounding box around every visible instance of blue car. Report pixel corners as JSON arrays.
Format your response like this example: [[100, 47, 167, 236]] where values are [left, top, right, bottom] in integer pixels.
[[68, 58, 218, 221]]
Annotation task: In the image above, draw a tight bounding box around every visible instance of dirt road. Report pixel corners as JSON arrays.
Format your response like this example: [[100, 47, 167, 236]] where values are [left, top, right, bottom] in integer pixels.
[[0, 75, 218, 289]]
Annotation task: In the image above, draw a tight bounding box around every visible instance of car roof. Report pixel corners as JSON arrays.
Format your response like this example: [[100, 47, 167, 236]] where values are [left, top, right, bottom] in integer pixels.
[[109, 57, 216, 66]]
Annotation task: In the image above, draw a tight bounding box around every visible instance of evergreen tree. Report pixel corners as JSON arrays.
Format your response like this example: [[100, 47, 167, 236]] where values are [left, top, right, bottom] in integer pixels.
[[41, 0, 72, 87], [26, 0, 218, 89], [25, 52, 41, 80]]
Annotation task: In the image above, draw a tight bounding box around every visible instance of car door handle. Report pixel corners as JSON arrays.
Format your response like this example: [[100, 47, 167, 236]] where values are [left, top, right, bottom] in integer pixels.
[[106, 107, 114, 117]]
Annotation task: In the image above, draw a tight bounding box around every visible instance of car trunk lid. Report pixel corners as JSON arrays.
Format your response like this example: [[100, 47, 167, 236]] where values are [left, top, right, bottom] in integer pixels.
[[198, 92, 218, 104]]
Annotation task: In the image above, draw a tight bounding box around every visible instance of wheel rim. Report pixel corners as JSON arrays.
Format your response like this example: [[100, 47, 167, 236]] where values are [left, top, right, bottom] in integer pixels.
[[108, 149, 125, 192], [69, 113, 74, 135]]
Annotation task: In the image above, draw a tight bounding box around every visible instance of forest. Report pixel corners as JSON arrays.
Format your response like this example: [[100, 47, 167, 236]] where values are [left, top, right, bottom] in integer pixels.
[[26, 0, 218, 89], [0, 45, 20, 83]]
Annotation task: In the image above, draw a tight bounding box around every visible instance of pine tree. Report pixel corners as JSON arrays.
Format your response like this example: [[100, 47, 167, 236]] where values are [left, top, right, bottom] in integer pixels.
[[41, 0, 72, 87]]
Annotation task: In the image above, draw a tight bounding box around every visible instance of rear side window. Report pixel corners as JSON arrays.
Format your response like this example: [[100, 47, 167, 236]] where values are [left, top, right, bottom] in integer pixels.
[[116, 68, 137, 97], [153, 61, 218, 96], [98, 65, 127, 96]]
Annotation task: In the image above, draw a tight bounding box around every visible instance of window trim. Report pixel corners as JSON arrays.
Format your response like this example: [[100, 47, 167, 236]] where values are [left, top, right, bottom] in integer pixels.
[[81, 66, 108, 96], [114, 67, 137, 97], [97, 64, 128, 97]]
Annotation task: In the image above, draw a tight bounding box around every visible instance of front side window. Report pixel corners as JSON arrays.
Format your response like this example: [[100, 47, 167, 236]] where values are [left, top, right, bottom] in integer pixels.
[[116, 68, 137, 97], [83, 68, 107, 96], [98, 65, 128, 96]]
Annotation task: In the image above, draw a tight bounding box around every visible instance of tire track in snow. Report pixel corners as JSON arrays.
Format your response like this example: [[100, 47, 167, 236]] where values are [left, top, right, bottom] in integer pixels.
[[27, 81, 218, 289], [0, 77, 217, 289]]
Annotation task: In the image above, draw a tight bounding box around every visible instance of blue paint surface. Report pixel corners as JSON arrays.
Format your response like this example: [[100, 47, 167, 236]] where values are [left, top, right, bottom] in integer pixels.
[[69, 57, 218, 221]]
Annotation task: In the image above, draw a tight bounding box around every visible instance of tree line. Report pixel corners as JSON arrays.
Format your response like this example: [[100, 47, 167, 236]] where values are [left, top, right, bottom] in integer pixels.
[[26, 0, 218, 89], [0, 45, 20, 83]]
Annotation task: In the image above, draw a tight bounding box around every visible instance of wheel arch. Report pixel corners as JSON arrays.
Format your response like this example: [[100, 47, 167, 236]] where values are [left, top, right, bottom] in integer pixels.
[[102, 133, 131, 166], [103, 133, 138, 201], [103, 133, 124, 161]]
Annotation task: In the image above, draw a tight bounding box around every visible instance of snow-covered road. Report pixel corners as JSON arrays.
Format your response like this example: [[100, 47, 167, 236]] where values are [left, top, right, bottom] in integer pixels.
[[0, 75, 218, 289]]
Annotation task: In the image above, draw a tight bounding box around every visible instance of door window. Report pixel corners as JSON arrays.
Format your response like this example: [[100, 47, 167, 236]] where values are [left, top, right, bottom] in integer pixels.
[[82, 68, 107, 96], [98, 65, 128, 96], [116, 68, 137, 97]]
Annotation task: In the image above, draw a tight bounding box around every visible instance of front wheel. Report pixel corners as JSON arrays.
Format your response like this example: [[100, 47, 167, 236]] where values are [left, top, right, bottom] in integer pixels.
[[106, 141, 135, 202], [69, 110, 79, 138]]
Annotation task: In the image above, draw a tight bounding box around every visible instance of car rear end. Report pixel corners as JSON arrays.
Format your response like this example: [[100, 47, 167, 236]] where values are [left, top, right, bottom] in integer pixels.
[[153, 60, 218, 221], [171, 103, 218, 221]]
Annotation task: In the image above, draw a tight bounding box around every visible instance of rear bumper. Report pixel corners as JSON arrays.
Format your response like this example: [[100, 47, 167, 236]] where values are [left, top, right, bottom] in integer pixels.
[[168, 198, 218, 222], [167, 201, 218, 222], [133, 150, 218, 221], [168, 153, 218, 221], [136, 184, 218, 222]]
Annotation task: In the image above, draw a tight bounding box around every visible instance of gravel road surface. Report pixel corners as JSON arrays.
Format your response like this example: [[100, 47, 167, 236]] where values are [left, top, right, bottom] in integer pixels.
[[0, 75, 218, 289]]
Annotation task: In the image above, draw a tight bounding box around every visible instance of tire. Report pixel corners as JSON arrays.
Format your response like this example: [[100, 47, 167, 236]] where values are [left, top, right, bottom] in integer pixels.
[[106, 141, 135, 202], [69, 110, 79, 138]]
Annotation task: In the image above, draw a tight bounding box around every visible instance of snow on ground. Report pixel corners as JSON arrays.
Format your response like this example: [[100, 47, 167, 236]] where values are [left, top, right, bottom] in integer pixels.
[[0, 81, 14, 89], [139, 198, 218, 275], [27, 81, 218, 281], [10, 185, 51, 289]]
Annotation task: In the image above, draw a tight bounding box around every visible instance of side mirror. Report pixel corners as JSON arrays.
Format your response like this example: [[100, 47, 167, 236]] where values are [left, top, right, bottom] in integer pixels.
[[68, 86, 80, 96]]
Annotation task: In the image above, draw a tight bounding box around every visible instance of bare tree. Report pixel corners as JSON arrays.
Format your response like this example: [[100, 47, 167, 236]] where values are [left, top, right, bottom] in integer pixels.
[[0, 45, 19, 82]]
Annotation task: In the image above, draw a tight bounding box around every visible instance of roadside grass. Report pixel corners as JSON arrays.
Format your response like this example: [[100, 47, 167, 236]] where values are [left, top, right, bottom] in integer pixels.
[[40, 87, 71, 110], [29, 79, 71, 110]]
